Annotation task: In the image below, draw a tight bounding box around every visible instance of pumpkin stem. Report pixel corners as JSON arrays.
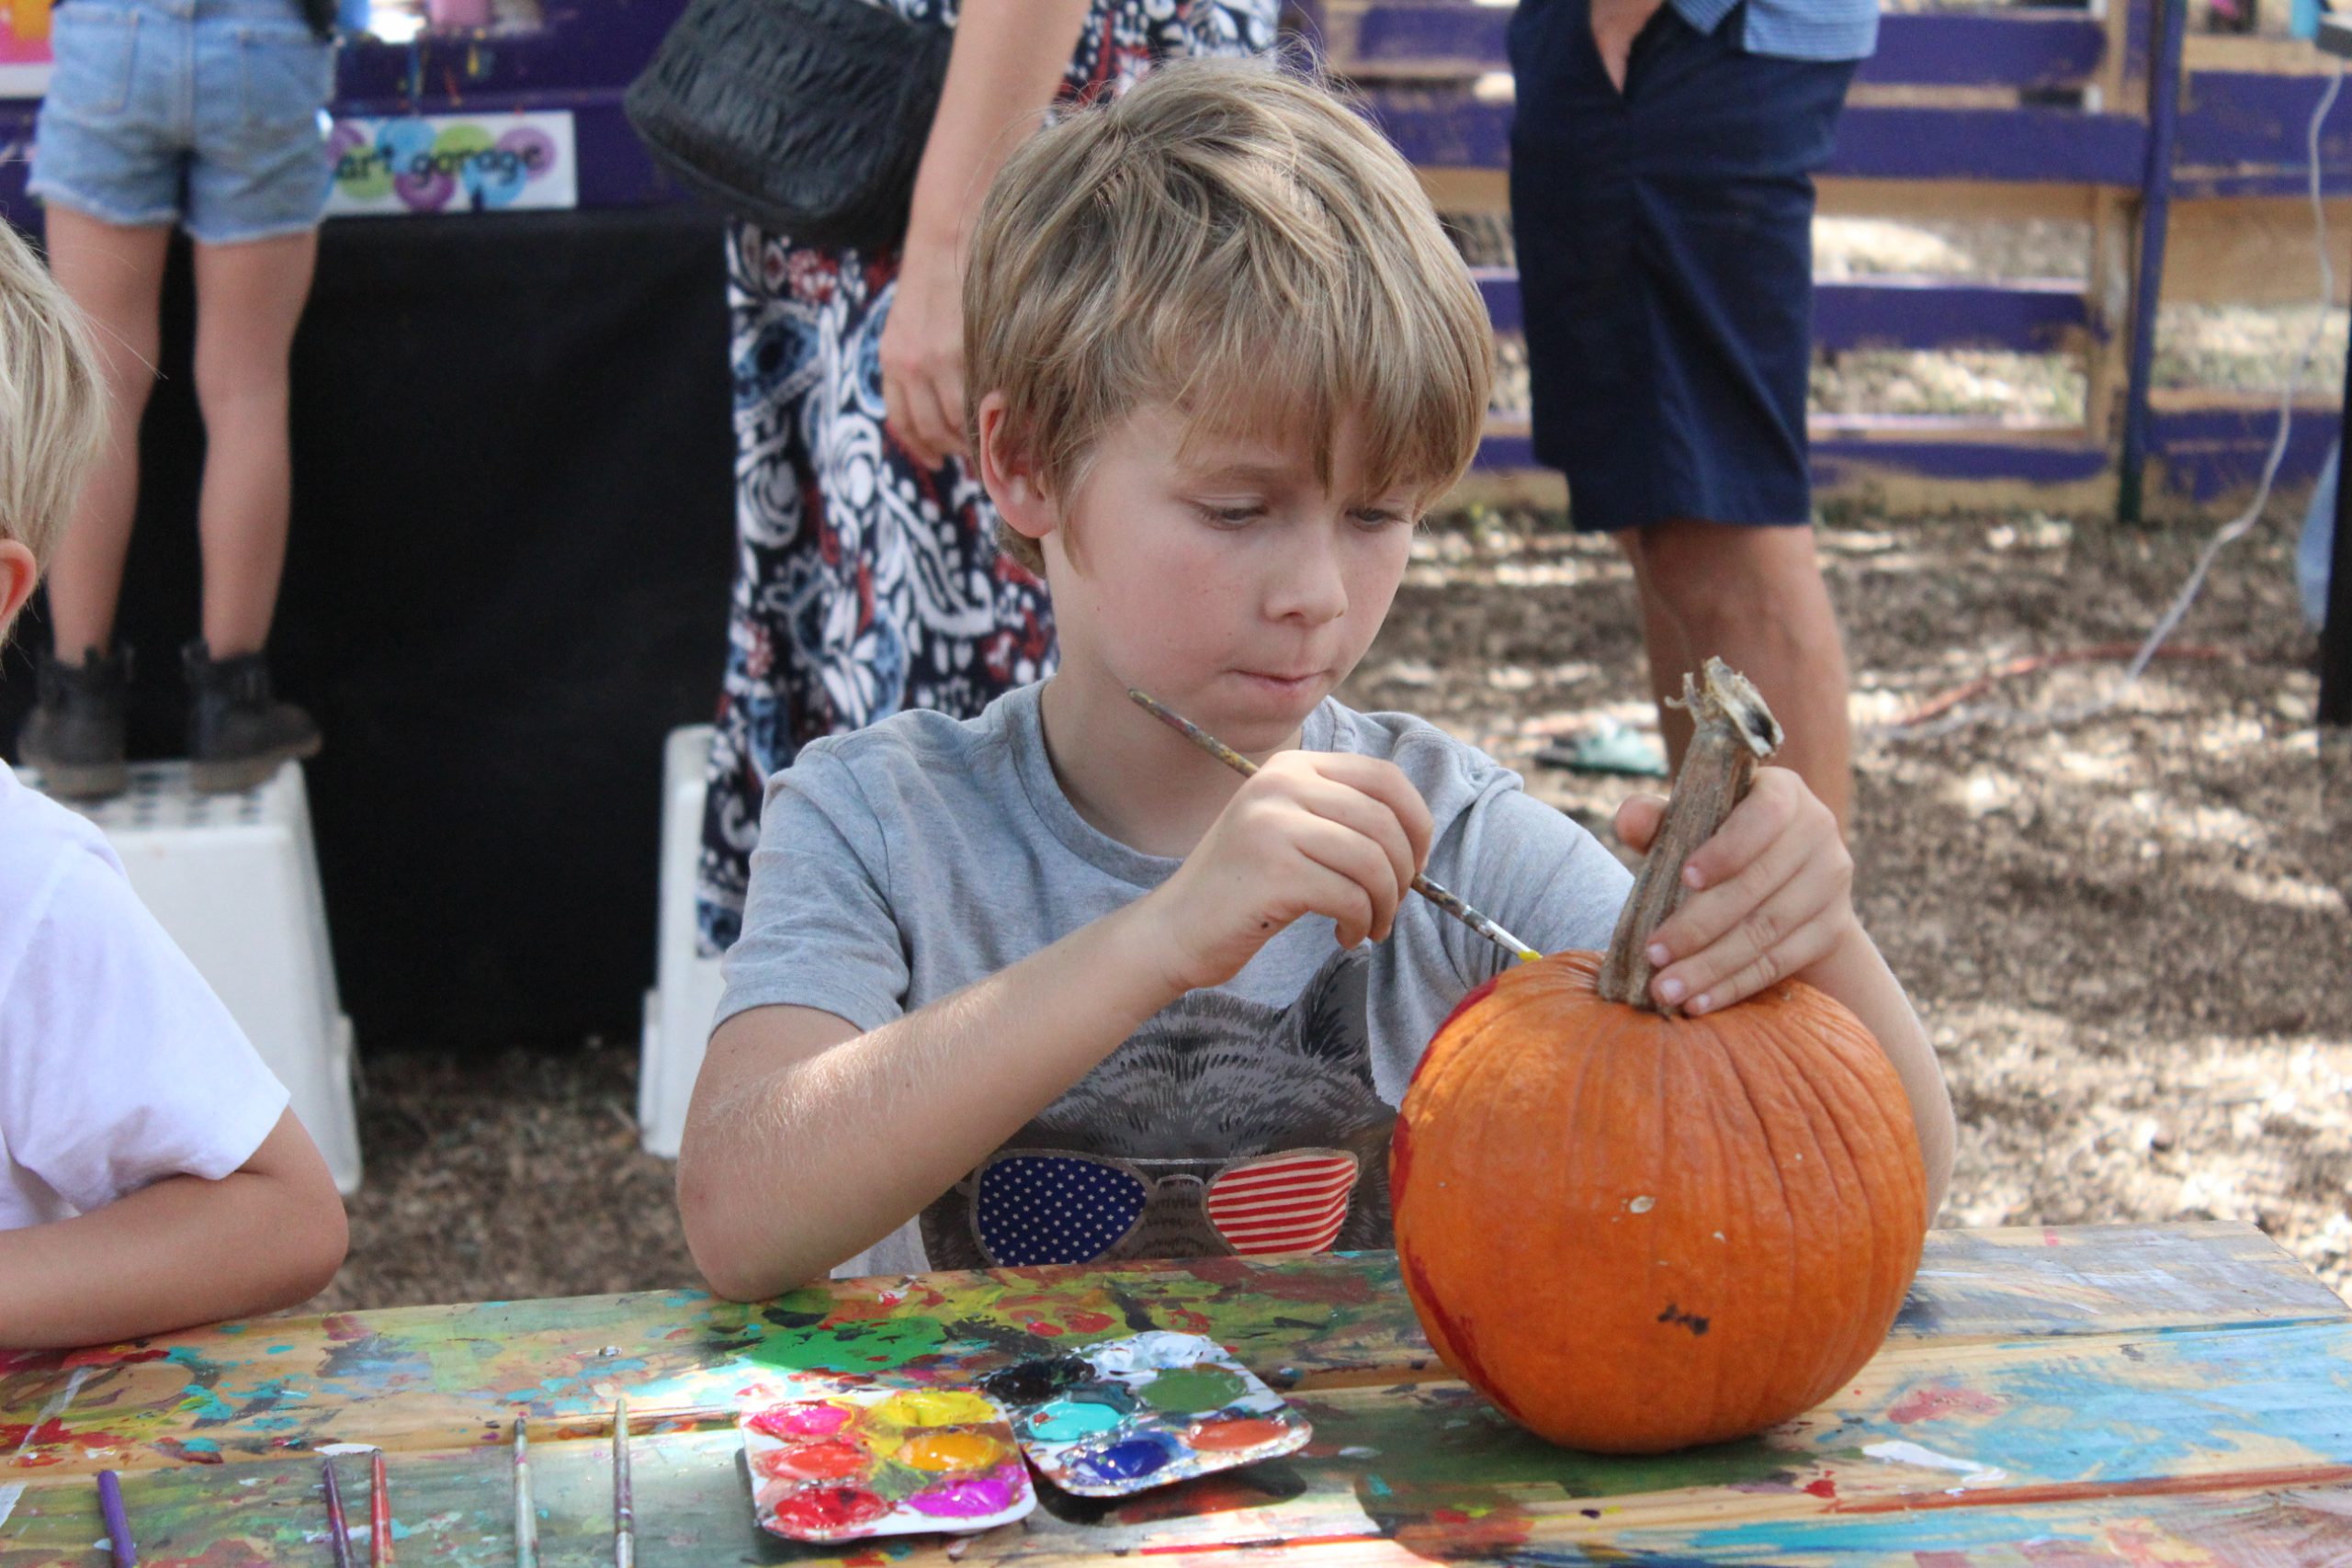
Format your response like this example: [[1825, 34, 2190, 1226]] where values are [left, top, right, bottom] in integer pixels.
[[1596, 658, 1784, 1014]]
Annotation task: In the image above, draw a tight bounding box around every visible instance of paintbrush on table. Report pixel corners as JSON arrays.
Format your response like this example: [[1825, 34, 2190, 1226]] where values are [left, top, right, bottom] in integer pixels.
[[1126, 687, 1544, 964], [96, 1470, 134, 1568], [321, 1459, 355, 1568], [612, 1396, 635, 1568], [369, 1450, 393, 1568], [512, 1419, 537, 1568]]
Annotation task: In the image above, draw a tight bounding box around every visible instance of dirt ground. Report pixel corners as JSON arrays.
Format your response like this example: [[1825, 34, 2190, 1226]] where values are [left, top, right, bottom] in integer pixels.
[[314, 498, 2352, 1314]]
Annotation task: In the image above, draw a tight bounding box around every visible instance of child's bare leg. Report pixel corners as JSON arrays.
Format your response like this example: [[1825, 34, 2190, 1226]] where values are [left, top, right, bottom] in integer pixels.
[[40, 210, 170, 660], [1620, 520, 1853, 834], [190, 231, 316, 657]]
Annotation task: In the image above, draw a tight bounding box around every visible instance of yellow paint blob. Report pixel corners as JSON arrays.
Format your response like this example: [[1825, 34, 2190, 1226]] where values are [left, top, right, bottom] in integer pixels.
[[869, 1389, 999, 1429], [898, 1430, 1007, 1472]]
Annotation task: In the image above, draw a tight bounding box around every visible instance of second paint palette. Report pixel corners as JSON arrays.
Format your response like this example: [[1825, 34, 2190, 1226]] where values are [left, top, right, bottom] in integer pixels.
[[981, 1331, 1313, 1497]]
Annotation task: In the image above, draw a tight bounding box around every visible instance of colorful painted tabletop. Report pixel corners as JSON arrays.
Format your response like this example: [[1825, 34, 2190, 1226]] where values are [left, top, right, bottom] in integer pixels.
[[3, 1223, 2349, 1568]]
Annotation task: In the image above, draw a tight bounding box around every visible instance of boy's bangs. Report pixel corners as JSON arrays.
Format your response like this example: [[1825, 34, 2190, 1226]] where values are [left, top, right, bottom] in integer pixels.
[[1155, 288, 1483, 507]]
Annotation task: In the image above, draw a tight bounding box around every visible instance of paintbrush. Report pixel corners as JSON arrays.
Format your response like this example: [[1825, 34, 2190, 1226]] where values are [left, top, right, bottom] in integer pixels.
[[1126, 687, 1544, 964], [512, 1419, 537, 1568], [612, 1396, 635, 1568], [321, 1459, 355, 1568], [369, 1450, 392, 1568], [96, 1470, 134, 1568]]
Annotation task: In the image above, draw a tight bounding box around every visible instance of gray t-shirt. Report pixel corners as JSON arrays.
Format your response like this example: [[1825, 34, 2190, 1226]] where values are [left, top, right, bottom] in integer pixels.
[[717, 682, 1632, 1278]]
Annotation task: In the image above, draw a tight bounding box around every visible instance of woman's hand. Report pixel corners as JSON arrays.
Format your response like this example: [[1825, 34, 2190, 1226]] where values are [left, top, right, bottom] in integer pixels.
[[879, 229, 970, 468], [1613, 766, 1859, 1014]]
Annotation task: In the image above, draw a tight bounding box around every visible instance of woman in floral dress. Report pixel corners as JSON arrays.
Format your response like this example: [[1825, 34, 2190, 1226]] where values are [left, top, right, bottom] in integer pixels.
[[696, 0, 1281, 950]]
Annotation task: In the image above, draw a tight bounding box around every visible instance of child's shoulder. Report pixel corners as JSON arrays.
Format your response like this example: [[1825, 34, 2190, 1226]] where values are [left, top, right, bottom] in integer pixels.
[[797, 701, 1012, 773], [0, 761, 123, 917], [768, 688, 1034, 818]]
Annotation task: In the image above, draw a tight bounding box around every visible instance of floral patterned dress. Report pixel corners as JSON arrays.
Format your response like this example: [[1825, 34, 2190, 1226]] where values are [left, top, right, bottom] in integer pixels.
[[697, 0, 1281, 951]]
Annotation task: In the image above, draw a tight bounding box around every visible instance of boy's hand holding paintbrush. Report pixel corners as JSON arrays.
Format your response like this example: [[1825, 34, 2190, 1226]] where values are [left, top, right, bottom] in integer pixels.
[[1138, 748, 1433, 993]]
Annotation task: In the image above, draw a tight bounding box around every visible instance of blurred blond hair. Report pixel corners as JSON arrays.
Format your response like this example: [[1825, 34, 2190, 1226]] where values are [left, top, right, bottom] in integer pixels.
[[0, 220, 104, 605], [964, 58, 1492, 574]]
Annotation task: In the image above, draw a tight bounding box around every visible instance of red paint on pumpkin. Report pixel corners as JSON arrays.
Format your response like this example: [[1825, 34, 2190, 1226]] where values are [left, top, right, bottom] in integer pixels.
[[1401, 1249, 1523, 1424]]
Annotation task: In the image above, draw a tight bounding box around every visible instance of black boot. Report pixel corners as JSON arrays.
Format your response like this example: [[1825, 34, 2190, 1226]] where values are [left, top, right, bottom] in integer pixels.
[[184, 640, 322, 794], [17, 646, 130, 799]]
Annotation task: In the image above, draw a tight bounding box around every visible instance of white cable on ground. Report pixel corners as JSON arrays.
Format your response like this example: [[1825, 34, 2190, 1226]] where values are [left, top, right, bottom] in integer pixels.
[[1878, 62, 2346, 742]]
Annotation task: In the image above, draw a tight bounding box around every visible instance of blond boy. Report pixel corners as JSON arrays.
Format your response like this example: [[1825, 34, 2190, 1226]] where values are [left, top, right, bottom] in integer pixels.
[[0, 221, 345, 1348], [679, 62, 1954, 1297]]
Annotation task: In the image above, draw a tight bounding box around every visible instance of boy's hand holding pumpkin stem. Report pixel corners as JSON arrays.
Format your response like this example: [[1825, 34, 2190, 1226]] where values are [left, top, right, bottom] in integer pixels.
[[1604, 658, 1860, 1018]]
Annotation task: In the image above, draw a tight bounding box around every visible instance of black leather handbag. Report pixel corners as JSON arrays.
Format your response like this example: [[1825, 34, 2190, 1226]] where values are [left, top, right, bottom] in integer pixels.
[[624, 0, 954, 253]]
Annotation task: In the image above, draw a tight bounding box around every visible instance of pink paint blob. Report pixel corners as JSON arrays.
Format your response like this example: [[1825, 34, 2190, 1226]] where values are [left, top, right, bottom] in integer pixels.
[[905, 1465, 1023, 1518], [1887, 1384, 2005, 1425], [746, 1402, 853, 1441]]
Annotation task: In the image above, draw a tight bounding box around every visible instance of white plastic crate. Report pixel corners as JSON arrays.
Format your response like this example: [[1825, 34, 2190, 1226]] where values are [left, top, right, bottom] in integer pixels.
[[639, 724, 725, 1158], [49, 761, 363, 1194]]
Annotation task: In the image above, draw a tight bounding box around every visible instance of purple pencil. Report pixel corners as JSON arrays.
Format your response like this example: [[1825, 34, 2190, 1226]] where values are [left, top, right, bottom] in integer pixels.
[[96, 1470, 134, 1568], [322, 1458, 355, 1568]]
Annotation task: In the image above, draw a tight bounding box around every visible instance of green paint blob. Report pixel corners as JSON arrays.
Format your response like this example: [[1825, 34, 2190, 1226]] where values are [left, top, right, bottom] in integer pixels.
[[1025, 1399, 1126, 1442], [744, 1314, 948, 1373], [1136, 1366, 1244, 1416]]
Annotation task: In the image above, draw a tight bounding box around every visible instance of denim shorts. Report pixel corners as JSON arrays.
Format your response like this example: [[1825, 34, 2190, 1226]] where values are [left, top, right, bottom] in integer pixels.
[[1509, 0, 1855, 530], [28, 0, 335, 245]]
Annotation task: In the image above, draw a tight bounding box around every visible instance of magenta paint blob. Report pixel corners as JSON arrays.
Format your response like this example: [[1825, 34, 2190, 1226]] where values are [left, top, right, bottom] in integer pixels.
[[905, 1466, 1025, 1518]]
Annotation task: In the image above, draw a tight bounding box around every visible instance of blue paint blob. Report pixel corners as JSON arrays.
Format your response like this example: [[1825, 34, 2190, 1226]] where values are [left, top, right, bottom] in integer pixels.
[[1024, 1399, 1126, 1442], [1071, 1434, 1178, 1485]]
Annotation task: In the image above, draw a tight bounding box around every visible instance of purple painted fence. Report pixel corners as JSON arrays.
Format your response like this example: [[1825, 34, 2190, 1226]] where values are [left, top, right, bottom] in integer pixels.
[[1346, 6, 2109, 88], [1477, 269, 2093, 354]]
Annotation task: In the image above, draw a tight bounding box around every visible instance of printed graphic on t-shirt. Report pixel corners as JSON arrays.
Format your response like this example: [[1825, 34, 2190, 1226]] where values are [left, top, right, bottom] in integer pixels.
[[920, 948, 1394, 1269]]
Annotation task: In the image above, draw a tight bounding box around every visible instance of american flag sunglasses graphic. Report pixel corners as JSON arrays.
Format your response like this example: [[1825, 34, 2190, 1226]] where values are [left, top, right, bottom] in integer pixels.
[[966, 1148, 1362, 1268]]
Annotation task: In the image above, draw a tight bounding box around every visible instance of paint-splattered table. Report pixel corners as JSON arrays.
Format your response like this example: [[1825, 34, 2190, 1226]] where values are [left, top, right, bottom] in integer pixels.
[[4, 1222, 2349, 1568]]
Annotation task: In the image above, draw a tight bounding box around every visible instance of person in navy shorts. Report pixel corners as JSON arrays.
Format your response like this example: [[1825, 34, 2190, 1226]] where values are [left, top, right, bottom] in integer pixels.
[[1509, 0, 1869, 829], [16, 0, 336, 798]]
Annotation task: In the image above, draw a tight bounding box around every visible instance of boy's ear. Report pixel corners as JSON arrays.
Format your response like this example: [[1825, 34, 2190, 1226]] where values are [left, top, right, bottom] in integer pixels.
[[975, 391, 1056, 550], [0, 540, 35, 647]]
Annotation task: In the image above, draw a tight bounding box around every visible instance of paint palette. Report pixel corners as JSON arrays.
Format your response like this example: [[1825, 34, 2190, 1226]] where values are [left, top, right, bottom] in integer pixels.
[[979, 1331, 1312, 1497], [740, 1387, 1036, 1543]]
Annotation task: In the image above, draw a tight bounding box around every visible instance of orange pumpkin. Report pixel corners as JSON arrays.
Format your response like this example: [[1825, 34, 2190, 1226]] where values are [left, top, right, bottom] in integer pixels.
[[1389, 661, 1928, 1454]]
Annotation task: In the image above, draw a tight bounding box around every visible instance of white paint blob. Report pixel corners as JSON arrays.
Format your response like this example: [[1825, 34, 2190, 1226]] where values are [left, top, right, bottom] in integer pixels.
[[1862, 1439, 2007, 1488]]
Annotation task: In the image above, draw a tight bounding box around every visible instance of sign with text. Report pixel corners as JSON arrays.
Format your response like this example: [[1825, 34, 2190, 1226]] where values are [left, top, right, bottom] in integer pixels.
[[0, 0, 55, 99], [328, 111, 576, 216]]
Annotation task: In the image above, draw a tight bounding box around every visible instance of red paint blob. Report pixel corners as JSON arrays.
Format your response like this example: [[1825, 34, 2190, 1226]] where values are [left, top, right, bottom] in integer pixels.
[[1185, 1416, 1287, 1451], [761, 1440, 871, 1482], [767, 1483, 892, 1538], [1803, 1478, 1837, 1499]]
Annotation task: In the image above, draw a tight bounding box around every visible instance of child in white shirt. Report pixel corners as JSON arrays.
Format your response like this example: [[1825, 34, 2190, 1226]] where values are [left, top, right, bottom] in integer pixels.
[[0, 220, 345, 1348]]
